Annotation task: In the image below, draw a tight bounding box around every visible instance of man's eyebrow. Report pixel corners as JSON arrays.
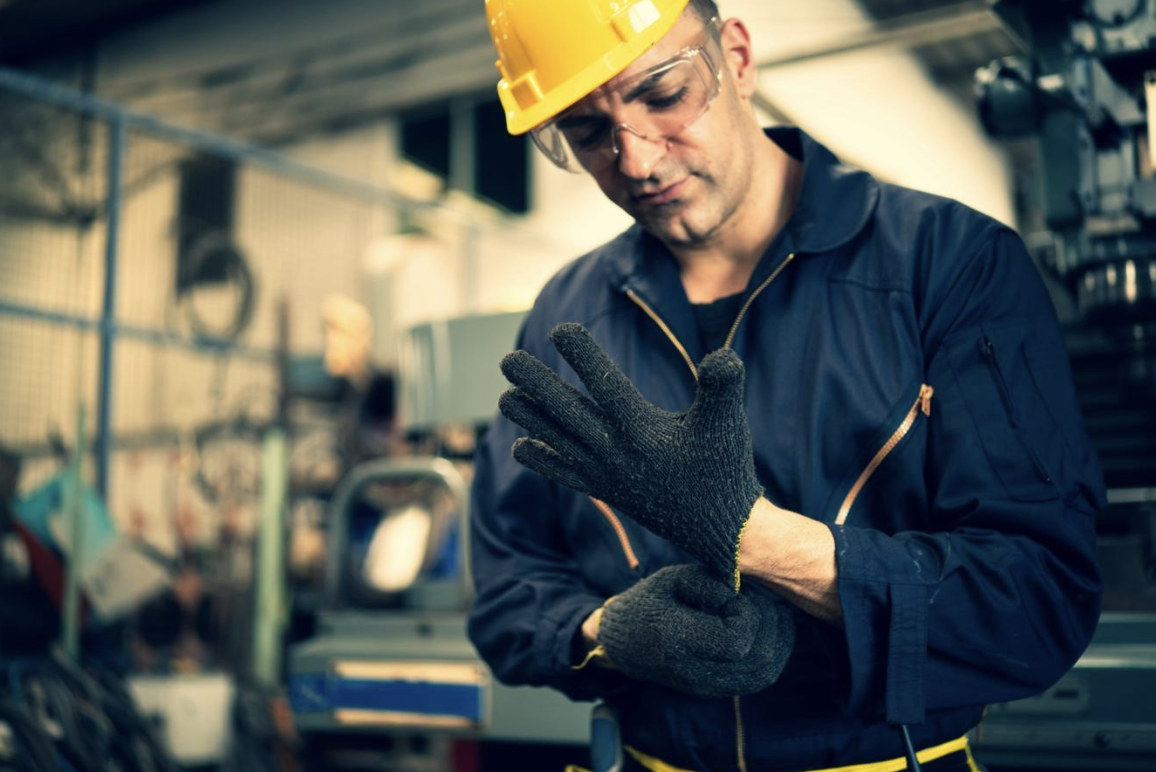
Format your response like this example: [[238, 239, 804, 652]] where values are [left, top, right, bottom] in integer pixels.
[[623, 69, 671, 103]]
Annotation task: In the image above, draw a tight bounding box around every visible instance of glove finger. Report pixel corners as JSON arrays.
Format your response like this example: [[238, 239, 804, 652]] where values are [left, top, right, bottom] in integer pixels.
[[548, 323, 650, 429], [499, 388, 604, 465], [500, 351, 610, 443], [727, 591, 796, 690], [686, 347, 748, 428], [511, 437, 593, 494], [661, 589, 797, 699], [668, 597, 758, 662]]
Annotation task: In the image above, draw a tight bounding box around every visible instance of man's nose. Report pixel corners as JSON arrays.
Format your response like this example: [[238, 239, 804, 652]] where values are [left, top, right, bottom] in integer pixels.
[[613, 126, 665, 179]]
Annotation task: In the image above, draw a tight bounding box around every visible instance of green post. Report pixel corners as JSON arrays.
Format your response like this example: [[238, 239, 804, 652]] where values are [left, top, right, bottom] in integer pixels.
[[253, 427, 289, 686], [62, 403, 87, 662]]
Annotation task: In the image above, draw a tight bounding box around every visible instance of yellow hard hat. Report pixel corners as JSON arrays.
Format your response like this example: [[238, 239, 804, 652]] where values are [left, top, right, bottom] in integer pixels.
[[486, 0, 692, 135]]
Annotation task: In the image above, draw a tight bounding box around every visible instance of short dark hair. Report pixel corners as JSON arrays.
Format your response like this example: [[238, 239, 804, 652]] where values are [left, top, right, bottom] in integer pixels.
[[687, 0, 720, 24], [686, 0, 721, 43]]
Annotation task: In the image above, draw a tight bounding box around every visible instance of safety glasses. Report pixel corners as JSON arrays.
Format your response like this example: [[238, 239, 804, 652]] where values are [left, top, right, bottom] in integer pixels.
[[530, 19, 722, 174]]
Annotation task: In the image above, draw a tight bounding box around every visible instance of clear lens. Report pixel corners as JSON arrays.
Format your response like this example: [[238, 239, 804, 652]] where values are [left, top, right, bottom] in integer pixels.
[[530, 38, 720, 173], [529, 123, 572, 171]]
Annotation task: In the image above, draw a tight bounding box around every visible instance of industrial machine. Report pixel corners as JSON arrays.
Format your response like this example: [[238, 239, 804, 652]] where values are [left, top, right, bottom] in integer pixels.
[[288, 455, 589, 765], [287, 313, 592, 771], [976, 0, 1156, 325], [974, 1, 1156, 767]]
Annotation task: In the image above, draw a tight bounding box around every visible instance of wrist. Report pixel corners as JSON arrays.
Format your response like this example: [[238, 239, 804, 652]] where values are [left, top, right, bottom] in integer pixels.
[[737, 497, 780, 577], [739, 496, 831, 584], [737, 496, 844, 626], [571, 603, 615, 672]]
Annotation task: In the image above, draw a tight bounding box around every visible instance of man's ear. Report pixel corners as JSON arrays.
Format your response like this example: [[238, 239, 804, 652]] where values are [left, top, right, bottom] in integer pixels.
[[718, 18, 757, 99]]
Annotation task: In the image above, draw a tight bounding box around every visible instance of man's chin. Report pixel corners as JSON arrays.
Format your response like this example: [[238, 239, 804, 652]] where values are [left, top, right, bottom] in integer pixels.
[[635, 210, 717, 247]]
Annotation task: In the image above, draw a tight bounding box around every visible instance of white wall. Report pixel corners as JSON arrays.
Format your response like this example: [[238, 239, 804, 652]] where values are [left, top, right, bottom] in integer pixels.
[[471, 155, 635, 313], [724, 0, 1016, 226]]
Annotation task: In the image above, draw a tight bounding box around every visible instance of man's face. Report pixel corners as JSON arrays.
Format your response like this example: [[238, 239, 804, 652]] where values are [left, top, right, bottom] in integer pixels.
[[575, 14, 755, 248]]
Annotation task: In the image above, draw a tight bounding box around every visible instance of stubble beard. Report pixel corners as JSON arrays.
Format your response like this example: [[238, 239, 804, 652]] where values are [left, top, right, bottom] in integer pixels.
[[612, 159, 703, 245], [631, 171, 739, 249]]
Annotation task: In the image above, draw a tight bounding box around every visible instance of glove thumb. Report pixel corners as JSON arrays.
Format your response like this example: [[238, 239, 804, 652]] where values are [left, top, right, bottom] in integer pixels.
[[690, 348, 747, 423]]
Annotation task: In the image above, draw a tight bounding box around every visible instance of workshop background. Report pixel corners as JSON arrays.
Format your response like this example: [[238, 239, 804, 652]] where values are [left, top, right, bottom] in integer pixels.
[[0, 0, 1153, 771]]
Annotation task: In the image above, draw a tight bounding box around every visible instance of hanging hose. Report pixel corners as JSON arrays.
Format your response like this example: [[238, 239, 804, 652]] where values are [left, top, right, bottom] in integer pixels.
[[900, 725, 923, 772]]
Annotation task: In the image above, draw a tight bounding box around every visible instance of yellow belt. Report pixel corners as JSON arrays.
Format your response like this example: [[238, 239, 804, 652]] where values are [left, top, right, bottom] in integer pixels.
[[623, 734, 976, 772]]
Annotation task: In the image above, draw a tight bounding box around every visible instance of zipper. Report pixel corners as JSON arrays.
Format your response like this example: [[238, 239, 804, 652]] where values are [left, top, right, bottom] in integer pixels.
[[624, 252, 798, 380], [835, 384, 934, 526], [734, 696, 748, 772], [589, 497, 640, 570], [980, 336, 1052, 484], [626, 288, 699, 380], [625, 254, 794, 772], [723, 253, 796, 349]]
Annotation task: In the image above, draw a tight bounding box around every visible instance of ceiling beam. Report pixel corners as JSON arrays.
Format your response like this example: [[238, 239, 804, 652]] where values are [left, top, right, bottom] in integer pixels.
[[755, 1, 1008, 71]]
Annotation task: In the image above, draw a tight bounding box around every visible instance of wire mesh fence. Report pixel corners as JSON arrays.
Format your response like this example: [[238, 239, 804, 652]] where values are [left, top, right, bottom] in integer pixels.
[[0, 83, 108, 496], [0, 66, 445, 665]]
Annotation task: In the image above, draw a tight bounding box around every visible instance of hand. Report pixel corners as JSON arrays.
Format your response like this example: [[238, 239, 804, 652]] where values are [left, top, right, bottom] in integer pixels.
[[596, 564, 795, 698], [499, 323, 763, 585]]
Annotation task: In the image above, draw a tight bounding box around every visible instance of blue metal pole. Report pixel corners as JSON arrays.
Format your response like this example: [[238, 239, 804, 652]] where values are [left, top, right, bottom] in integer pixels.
[[62, 403, 87, 663], [0, 298, 278, 361], [96, 116, 125, 500]]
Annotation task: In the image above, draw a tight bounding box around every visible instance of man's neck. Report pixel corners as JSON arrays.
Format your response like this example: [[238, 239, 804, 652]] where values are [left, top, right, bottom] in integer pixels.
[[674, 133, 802, 304]]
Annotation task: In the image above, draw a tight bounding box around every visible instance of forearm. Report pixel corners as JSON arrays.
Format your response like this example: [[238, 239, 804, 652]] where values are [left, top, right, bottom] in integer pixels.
[[738, 497, 843, 627], [582, 497, 842, 638]]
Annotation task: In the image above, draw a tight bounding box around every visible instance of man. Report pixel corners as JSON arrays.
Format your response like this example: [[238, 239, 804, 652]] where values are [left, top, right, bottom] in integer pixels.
[[468, 1, 1105, 770]]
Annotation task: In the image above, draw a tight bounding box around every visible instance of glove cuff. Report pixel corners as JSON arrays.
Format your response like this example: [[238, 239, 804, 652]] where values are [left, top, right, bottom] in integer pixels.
[[597, 595, 652, 674], [695, 484, 762, 587]]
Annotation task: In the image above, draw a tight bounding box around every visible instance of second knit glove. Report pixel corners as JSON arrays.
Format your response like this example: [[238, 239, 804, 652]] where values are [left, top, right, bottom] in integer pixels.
[[597, 564, 795, 699], [499, 323, 763, 586]]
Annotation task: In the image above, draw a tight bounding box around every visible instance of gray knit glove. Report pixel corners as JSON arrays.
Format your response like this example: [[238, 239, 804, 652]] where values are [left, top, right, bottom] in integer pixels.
[[598, 564, 794, 698], [499, 323, 763, 585]]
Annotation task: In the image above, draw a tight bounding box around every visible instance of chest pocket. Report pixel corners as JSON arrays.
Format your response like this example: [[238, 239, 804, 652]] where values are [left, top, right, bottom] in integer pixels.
[[945, 318, 1077, 503]]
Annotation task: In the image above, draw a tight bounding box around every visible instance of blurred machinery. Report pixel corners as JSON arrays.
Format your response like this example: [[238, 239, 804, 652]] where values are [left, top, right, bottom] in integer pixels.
[[975, 0, 1156, 767], [287, 313, 591, 772], [977, 0, 1156, 326]]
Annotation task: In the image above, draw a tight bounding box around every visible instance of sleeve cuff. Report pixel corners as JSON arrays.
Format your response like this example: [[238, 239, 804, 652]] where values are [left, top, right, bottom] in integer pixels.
[[829, 524, 928, 724], [535, 596, 627, 701]]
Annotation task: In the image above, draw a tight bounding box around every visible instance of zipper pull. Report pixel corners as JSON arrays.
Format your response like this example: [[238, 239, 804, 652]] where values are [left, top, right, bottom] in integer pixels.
[[981, 336, 995, 359], [918, 384, 934, 417]]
